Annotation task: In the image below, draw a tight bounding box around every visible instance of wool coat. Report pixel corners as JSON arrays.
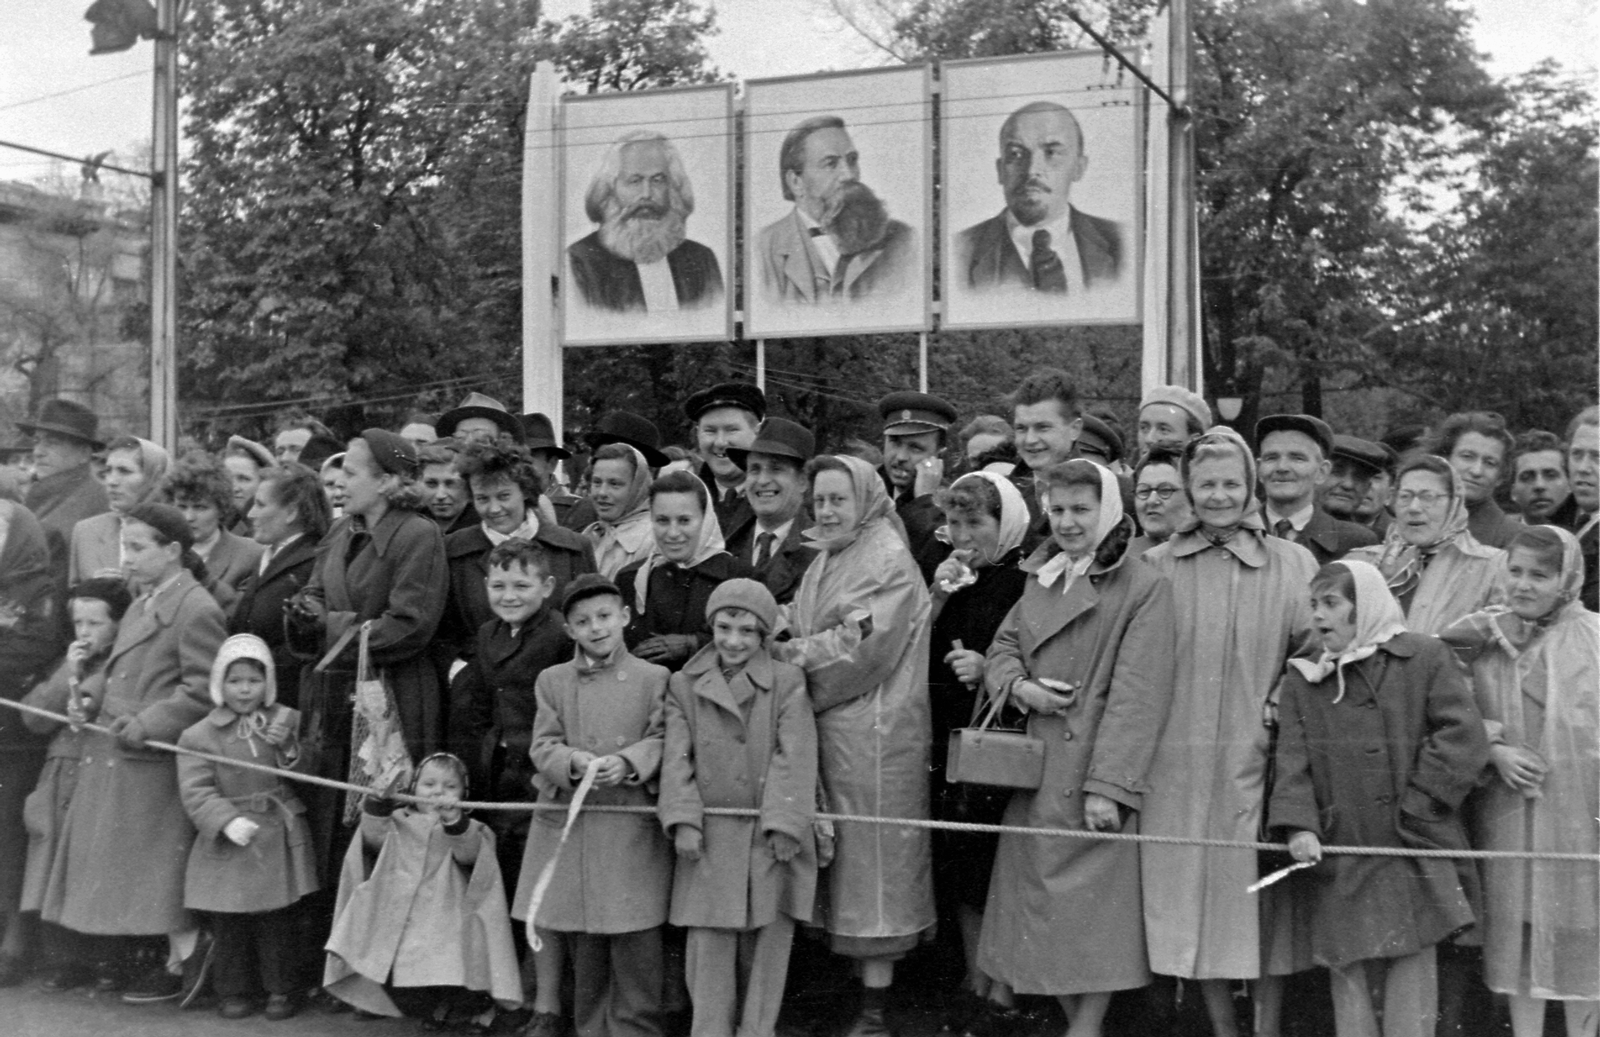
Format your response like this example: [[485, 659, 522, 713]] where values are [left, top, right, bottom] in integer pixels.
[[513, 648, 673, 934], [24, 464, 107, 581], [228, 534, 318, 709], [1139, 529, 1318, 980], [43, 570, 226, 934], [1266, 633, 1486, 970], [176, 705, 320, 914], [977, 540, 1176, 995], [1270, 506, 1380, 567], [293, 508, 449, 761], [778, 516, 936, 944], [659, 646, 818, 931], [440, 521, 595, 663], [325, 808, 523, 1016], [19, 656, 102, 913], [451, 608, 571, 794], [726, 519, 810, 606], [1346, 535, 1503, 636], [619, 553, 757, 668], [199, 527, 265, 608]]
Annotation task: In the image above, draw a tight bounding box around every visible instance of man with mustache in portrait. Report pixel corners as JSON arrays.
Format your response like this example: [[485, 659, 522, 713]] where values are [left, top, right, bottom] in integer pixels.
[[959, 100, 1124, 294], [568, 130, 725, 314], [756, 115, 916, 305]]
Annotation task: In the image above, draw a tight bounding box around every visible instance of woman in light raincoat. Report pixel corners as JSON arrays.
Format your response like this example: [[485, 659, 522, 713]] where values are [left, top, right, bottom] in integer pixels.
[[775, 453, 934, 1037], [1440, 525, 1598, 1037]]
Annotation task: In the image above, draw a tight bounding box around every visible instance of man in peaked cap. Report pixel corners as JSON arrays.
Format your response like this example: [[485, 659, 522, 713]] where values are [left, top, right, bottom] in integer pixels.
[[18, 398, 110, 579], [684, 382, 765, 532], [877, 390, 957, 583], [725, 417, 815, 605], [436, 392, 526, 447], [1256, 414, 1377, 566]]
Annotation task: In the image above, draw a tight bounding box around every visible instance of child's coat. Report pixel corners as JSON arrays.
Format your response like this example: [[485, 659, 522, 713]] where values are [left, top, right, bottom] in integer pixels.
[[324, 808, 522, 1017]]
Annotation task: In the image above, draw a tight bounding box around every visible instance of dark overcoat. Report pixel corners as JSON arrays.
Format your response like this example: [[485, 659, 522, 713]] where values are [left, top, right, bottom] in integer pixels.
[[228, 533, 318, 709]]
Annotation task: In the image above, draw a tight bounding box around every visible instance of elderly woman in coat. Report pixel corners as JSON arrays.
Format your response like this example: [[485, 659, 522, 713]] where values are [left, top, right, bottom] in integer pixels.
[[1140, 428, 1318, 1037], [1345, 454, 1503, 635], [978, 460, 1175, 1037], [1440, 526, 1599, 1037], [1268, 560, 1487, 1037], [44, 502, 227, 1002], [774, 453, 934, 1037]]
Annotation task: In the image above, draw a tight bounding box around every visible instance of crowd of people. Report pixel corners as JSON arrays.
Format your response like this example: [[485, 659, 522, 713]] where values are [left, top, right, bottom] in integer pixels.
[[0, 377, 1593, 1037]]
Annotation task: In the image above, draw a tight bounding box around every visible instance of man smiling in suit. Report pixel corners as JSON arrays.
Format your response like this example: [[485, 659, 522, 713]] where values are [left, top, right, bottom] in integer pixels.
[[958, 100, 1124, 295]]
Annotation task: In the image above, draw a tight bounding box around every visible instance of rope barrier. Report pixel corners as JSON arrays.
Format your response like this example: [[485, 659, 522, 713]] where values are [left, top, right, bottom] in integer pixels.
[[5, 695, 1596, 864]]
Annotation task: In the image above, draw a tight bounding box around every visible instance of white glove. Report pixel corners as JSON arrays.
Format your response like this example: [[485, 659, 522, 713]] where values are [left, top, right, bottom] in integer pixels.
[[223, 817, 260, 846]]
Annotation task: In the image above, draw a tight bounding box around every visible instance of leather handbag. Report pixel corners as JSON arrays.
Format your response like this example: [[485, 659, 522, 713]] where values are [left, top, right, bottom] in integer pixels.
[[946, 681, 1045, 790]]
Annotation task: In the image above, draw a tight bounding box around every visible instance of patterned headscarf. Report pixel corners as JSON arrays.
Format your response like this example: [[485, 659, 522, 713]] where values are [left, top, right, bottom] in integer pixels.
[[1368, 456, 1470, 599]]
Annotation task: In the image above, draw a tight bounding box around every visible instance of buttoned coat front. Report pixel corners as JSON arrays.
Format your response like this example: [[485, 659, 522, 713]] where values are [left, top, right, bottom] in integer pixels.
[[43, 570, 226, 934], [977, 541, 1176, 995], [176, 705, 320, 914], [512, 650, 673, 934], [659, 647, 817, 931]]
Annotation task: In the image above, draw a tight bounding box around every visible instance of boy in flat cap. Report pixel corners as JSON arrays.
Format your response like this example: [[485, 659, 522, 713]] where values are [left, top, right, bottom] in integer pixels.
[[877, 391, 957, 583]]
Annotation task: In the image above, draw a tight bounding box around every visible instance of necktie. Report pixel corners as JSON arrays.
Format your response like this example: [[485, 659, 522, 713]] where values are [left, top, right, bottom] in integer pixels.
[[754, 531, 776, 568], [1273, 518, 1295, 541], [1031, 230, 1067, 293]]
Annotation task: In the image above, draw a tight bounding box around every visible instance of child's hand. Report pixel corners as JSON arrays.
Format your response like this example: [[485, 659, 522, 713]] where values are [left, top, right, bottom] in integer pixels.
[[1489, 744, 1548, 797], [434, 798, 463, 825], [1287, 830, 1322, 864], [569, 750, 598, 780], [942, 646, 985, 686], [767, 831, 801, 862], [592, 755, 629, 787], [262, 713, 294, 746], [223, 817, 260, 847], [636, 635, 697, 664], [1082, 793, 1123, 833], [66, 639, 91, 679], [674, 826, 703, 861], [108, 715, 147, 749]]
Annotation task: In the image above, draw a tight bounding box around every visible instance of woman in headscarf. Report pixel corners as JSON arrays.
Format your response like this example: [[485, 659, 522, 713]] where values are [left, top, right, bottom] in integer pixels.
[[1440, 526, 1598, 1037], [68, 435, 171, 584], [1268, 560, 1486, 1037], [1345, 454, 1504, 635], [926, 471, 1031, 1030], [44, 502, 226, 1002], [618, 470, 753, 671], [582, 443, 657, 580], [773, 453, 934, 1037], [977, 460, 1176, 1037], [1139, 427, 1319, 1037]]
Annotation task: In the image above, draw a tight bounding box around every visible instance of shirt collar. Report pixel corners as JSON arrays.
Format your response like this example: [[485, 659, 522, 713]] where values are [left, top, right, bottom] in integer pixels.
[[1264, 501, 1315, 532]]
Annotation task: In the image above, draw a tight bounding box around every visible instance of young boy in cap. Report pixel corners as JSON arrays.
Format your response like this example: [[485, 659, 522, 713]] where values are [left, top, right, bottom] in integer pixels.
[[512, 573, 673, 1037], [659, 578, 816, 1037]]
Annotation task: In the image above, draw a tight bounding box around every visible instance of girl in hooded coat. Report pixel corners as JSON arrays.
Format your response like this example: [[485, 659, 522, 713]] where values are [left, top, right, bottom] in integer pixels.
[[1440, 526, 1599, 1037], [583, 443, 658, 580], [1268, 560, 1487, 1037], [619, 470, 756, 672], [774, 453, 934, 1037], [978, 460, 1176, 1037], [176, 633, 319, 1020], [1139, 427, 1318, 1037]]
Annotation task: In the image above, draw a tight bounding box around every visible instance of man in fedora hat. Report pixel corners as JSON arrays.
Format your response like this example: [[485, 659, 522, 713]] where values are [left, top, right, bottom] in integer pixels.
[[877, 390, 957, 583], [19, 398, 109, 577], [522, 413, 582, 526], [436, 392, 526, 447], [726, 418, 815, 605], [684, 382, 764, 532]]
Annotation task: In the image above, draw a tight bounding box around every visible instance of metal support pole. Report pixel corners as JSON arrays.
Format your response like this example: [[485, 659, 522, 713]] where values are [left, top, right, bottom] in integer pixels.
[[918, 332, 928, 393], [148, 0, 178, 449], [755, 340, 766, 392]]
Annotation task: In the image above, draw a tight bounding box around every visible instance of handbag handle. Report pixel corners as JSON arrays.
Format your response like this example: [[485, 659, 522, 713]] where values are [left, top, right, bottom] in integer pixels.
[[967, 677, 1012, 732]]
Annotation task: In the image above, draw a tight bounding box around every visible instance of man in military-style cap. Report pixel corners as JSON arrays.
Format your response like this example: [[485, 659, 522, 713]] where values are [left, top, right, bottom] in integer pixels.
[[683, 382, 765, 533], [877, 390, 957, 583]]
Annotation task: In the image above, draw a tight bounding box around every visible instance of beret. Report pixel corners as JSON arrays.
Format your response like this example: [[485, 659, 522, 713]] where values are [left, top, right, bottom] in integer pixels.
[[561, 573, 624, 616], [684, 383, 767, 424], [225, 435, 275, 470], [878, 391, 957, 435], [1255, 414, 1334, 458], [359, 428, 420, 477], [705, 577, 779, 634], [1139, 386, 1212, 433], [125, 501, 194, 551]]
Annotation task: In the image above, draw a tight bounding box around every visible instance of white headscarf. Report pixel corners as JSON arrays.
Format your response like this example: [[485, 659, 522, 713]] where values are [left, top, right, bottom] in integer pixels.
[[584, 444, 657, 579], [1288, 559, 1408, 703], [802, 455, 907, 554], [632, 472, 728, 612], [1034, 459, 1125, 591], [938, 470, 1030, 565]]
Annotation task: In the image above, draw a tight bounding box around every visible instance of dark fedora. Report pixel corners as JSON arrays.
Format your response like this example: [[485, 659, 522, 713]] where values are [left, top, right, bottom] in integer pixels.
[[16, 398, 102, 449], [297, 432, 345, 471], [586, 411, 669, 469], [436, 392, 525, 444], [521, 413, 571, 460], [726, 417, 815, 469], [1255, 413, 1334, 458]]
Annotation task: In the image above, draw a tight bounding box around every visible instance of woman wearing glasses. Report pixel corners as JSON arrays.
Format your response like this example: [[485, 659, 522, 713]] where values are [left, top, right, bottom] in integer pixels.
[[1345, 455, 1505, 635], [1128, 448, 1193, 557]]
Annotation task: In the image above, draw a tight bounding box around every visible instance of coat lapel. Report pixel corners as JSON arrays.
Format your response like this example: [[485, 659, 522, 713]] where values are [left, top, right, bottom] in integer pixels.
[[777, 212, 820, 303], [1024, 571, 1101, 652]]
